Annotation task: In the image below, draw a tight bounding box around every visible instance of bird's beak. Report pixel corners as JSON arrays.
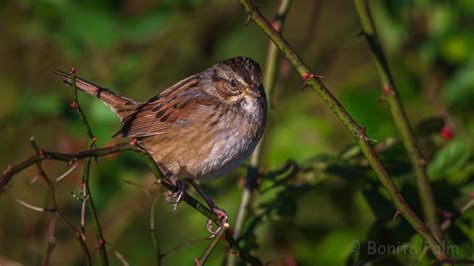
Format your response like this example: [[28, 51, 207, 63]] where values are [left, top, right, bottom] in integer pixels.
[[245, 85, 260, 98]]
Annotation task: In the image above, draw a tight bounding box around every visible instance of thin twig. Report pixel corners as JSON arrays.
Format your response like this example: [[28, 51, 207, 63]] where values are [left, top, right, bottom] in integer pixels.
[[239, 0, 447, 260], [196, 230, 224, 266], [149, 193, 162, 266], [81, 194, 90, 241], [41, 215, 57, 266], [16, 199, 51, 212], [1, 143, 137, 185], [70, 68, 95, 142], [160, 237, 209, 258], [56, 161, 80, 182], [70, 68, 109, 265], [354, 0, 444, 244], [55, 212, 92, 264], [113, 250, 130, 266]]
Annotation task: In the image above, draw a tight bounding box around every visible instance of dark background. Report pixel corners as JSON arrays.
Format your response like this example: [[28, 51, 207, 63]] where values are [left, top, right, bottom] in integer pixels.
[[0, 0, 473, 265]]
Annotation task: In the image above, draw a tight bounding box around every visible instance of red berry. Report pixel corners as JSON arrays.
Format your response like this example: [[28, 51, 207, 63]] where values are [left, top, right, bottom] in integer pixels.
[[70, 102, 78, 109], [440, 127, 453, 140]]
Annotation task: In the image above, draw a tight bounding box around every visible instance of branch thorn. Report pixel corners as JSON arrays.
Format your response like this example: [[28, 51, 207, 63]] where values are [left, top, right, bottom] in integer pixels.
[[69, 66, 77, 75], [359, 126, 377, 143], [382, 86, 395, 96], [2, 164, 12, 178], [271, 21, 281, 31], [392, 208, 401, 221], [245, 15, 253, 26], [301, 72, 323, 90]]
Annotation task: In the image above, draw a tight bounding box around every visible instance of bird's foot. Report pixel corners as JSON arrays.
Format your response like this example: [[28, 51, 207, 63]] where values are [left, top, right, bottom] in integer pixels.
[[206, 206, 229, 238], [165, 178, 185, 213]]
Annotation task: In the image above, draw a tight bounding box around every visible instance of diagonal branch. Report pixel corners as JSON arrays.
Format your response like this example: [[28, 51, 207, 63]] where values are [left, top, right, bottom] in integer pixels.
[[238, 0, 448, 261], [354, 0, 443, 243], [195, 230, 224, 266], [149, 194, 162, 266]]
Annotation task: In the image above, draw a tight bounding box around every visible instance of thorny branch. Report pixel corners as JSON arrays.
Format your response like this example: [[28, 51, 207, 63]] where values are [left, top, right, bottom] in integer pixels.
[[70, 68, 110, 265], [239, 0, 448, 261], [354, 0, 444, 244]]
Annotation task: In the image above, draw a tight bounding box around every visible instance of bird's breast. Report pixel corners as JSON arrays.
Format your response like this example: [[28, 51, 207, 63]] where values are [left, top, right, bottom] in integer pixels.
[[195, 102, 266, 179]]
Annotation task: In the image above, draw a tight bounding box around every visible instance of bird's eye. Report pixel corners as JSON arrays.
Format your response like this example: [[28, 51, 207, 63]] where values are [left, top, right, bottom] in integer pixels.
[[229, 79, 238, 88]]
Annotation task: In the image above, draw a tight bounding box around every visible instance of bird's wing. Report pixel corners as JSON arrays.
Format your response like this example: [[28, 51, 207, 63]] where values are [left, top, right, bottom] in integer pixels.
[[113, 76, 215, 138]]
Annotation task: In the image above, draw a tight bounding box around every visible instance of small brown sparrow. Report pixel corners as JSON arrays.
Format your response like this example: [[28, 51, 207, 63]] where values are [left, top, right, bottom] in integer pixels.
[[54, 56, 267, 233]]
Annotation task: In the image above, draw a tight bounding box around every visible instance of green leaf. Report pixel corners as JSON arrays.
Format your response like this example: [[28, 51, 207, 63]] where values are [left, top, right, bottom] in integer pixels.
[[428, 141, 471, 181]]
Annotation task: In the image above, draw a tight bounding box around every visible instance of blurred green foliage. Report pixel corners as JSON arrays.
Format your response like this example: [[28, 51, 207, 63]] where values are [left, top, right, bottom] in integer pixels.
[[0, 0, 473, 265]]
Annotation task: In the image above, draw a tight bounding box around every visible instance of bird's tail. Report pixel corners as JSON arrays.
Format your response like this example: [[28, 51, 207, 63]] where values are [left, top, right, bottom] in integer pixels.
[[53, 70, 139, 120]]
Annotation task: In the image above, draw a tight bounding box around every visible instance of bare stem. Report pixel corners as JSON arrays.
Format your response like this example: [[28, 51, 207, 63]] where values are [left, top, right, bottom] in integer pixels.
[[239, 0, 447, 260], [41, 216, 57, 266], [196, 230, 224, 266], [56, 211, 93, 264], [354, 0, 443, 244], [160, 237, 208, 258], [149, 193, 162, 266], [71, 69, 109, 265]]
